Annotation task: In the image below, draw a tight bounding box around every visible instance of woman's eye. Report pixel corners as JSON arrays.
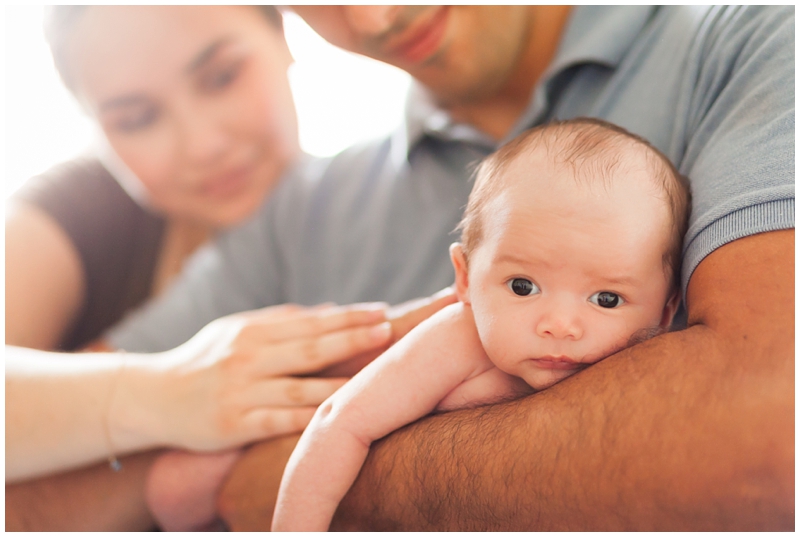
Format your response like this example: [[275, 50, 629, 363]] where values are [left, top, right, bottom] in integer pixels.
[[111, 107, 159, 133], [201, 62, 242, 92], [507, 278, 540, 297], [590, 291, 624, 309]]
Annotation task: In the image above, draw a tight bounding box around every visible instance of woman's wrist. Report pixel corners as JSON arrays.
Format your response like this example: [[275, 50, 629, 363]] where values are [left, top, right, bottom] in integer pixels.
[[107, 350, 176, 456]]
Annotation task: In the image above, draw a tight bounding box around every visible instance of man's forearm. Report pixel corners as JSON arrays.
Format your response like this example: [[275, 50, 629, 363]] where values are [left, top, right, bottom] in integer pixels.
[[6, 451, 159, 531], [332, 231, 794, 530]]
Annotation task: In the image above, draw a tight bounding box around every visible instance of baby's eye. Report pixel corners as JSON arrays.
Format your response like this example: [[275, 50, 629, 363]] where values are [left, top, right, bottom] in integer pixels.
[[589, 291, 624, 309], [507, 278, 540, 297]]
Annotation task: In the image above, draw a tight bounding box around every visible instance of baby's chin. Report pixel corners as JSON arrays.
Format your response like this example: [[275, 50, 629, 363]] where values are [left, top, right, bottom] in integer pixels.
[[523, 367, 581, 392]]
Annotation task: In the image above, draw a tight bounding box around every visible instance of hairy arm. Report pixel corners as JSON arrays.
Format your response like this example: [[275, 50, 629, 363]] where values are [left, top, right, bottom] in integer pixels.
[[330, 230, 794, 531]]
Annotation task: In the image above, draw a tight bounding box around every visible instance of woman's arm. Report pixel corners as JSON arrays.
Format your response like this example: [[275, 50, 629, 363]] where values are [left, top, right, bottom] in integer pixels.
[[6, 452, 159, 531], [6, 302, 396, 482], [5, 202, 86, 349]]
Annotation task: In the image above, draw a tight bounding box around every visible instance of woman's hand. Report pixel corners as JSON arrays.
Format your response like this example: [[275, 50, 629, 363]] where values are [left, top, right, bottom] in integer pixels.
[[111, 302, 395, 453]]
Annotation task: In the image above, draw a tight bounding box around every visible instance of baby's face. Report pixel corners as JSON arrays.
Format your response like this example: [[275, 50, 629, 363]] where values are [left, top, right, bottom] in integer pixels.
[[454, 152, 677, 391]]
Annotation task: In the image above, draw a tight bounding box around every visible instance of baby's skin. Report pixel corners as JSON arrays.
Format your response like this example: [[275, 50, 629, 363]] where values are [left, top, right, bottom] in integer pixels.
[[271, 121, 682, 531], [146, 449, 242, 531]]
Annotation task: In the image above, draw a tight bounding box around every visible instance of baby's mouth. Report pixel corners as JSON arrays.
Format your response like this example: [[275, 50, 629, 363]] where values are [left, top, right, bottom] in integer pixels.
[[530, 356, 587, 370]]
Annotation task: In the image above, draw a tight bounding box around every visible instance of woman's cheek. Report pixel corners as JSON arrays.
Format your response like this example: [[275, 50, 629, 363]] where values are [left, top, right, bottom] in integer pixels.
[[109, 136, 180, 207]]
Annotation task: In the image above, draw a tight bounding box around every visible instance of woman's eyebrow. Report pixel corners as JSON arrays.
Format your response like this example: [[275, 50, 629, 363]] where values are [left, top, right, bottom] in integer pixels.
[[187, 36, 235, 73]]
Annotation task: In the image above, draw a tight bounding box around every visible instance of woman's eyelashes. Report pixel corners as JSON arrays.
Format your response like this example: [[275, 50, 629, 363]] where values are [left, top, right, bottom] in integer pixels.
[[199, 59, 245, 93], [507, 278, 540, 297], [110, 105, 160, 133]]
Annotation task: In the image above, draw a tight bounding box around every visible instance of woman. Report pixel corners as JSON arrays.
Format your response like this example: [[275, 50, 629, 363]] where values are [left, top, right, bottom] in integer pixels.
[[5, 6, 452, 531], [7, 5, 298, 352]]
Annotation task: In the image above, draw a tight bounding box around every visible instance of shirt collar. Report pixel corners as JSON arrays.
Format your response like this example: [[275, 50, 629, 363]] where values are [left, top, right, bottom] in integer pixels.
[[395, 5, 658, 157]]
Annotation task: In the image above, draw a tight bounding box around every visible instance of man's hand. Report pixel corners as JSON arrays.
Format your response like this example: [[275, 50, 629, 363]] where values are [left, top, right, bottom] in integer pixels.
[[330, 230, 794, 530]]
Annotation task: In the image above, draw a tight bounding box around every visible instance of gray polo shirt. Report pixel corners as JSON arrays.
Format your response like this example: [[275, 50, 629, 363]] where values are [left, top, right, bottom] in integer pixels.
[[108, 5, 794, 353]]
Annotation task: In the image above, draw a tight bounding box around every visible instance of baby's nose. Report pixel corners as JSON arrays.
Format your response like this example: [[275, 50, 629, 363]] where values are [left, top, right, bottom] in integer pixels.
[[535, 302, 583, 340]]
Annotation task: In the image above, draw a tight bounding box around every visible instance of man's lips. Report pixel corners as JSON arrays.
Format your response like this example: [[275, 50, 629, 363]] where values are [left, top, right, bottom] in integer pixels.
[[385, 6, 449, 64], [529, 357, 586, 371]]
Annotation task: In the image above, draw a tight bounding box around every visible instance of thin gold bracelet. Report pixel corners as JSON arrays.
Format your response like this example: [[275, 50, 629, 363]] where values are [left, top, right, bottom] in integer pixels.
[[104, 352, 124, 472]]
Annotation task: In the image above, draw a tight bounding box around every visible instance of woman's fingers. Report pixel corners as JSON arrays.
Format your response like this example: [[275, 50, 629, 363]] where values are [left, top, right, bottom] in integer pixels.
[[264, 321, 392, 376], [240, 407, 319, 441], [262, 303, 388, 341], [243, 303, 388, 343], [239, 377, 348, 408]]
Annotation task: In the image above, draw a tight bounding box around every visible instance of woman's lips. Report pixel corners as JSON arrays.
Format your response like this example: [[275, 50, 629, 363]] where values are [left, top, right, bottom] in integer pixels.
[[201, 162, 255, 199], [387, 6, 449, 64]]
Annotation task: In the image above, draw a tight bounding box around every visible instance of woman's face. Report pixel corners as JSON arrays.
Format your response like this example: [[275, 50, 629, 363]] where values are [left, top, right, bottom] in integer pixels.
[[66, 6, 299, 227]]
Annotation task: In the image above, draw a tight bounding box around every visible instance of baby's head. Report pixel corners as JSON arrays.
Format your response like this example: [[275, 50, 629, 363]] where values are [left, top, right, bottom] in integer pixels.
[[451, 118, 690, 390]]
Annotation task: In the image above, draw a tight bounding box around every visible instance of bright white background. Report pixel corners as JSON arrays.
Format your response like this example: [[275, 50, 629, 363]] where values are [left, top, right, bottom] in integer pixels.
[[3, 6, 411, 199]]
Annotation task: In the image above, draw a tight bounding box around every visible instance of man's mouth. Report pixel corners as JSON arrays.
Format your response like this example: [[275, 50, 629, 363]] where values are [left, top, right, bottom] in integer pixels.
[[384, 6, 449, 64]]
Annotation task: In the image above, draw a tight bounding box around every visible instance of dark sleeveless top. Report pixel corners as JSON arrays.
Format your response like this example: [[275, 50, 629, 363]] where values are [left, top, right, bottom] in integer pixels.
[[12, 158, 166, 351]]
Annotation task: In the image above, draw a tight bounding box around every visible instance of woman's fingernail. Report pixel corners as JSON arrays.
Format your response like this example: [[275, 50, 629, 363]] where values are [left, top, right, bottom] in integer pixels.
[[370, 322, 392, 340]]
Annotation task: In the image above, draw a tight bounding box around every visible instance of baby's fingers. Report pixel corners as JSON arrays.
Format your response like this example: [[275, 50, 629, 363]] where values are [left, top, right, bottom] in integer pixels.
[[265, 322, 392, 376]]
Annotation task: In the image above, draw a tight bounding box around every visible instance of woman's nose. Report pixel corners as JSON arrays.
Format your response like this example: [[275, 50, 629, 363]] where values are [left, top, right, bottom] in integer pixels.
[[177, 110, 230, 165], [343, 6, 401, 37], [535, 300, 584, 340]]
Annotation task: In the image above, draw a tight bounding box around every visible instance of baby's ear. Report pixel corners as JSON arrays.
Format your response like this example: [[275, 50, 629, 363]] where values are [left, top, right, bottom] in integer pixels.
[[449, 243, 470, 304], [659, 289, 681, 329]]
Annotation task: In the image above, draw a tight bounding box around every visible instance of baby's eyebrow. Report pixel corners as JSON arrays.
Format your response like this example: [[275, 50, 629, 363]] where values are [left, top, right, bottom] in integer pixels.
[[494, 253, 539, 267], [599, 275, 640, 287]]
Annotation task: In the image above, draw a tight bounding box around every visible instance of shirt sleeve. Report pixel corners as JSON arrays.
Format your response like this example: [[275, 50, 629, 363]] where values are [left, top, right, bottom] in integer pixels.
[[678, 6, 795, 295]]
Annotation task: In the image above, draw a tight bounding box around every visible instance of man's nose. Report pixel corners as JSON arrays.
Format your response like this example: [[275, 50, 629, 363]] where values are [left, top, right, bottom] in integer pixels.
[[535, 299, 584, 341], [342, 6, 401, 37]]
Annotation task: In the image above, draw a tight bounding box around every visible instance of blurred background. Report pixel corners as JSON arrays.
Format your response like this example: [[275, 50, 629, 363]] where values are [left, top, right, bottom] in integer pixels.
[[3, 6, 411, 199]]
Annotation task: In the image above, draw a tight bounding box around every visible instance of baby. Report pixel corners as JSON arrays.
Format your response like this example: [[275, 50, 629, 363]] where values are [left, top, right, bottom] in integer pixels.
[[271, 118, 691, 531]]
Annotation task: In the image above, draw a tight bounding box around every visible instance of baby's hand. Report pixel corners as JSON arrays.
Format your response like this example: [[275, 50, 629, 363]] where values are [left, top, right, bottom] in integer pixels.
[[145, 449, 242, 531]]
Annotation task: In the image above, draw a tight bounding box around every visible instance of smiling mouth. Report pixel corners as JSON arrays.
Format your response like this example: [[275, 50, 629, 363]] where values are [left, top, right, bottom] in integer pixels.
[[385, 6, 449, 64], [202, 161, 255, 199]]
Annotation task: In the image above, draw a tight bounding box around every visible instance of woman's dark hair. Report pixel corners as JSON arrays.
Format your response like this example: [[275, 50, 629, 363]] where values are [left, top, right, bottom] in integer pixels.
[[43, 5, 283, 93]]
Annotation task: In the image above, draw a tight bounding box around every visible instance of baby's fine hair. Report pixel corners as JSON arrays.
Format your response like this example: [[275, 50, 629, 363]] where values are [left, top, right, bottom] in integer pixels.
[[458, 117, 691, 292]]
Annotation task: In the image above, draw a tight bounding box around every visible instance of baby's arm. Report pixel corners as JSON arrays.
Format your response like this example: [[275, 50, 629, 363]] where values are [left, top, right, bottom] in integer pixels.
[[272, 303, 488, 531]]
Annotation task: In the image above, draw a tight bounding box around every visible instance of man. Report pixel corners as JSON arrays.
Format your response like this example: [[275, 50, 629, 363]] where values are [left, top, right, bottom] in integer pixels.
[[214, 5, 793, 530]]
